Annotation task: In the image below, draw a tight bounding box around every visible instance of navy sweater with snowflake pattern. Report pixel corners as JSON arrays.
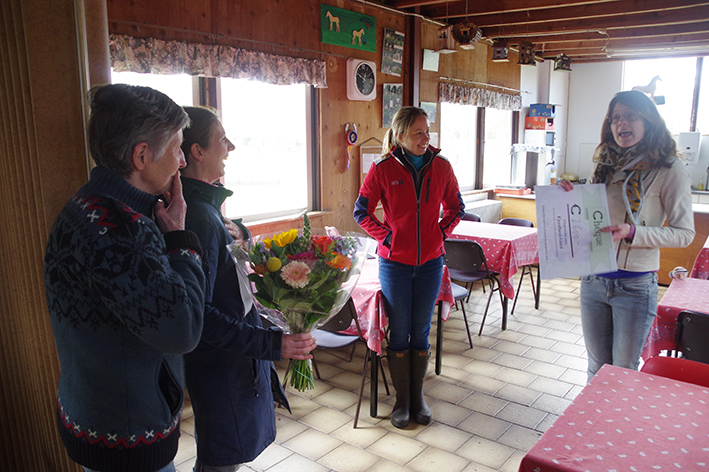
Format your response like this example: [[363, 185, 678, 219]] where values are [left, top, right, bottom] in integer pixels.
[[44, 166, 205, 472]]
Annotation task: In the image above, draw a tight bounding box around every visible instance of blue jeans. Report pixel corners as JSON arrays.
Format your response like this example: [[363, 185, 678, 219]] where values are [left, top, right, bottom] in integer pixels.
[[580, 273, 658, 381], [84, 463, 175, 472], [379, 256, 443, 351]]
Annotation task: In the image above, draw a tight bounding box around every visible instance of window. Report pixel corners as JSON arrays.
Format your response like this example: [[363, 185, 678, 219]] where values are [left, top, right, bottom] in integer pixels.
[[111, 71, 312, 222], [622, 57, 702, 134], [698, 62, 709, 134], [109, 71, 195, 106], [482, 108, 513, 188], [220, 79, 310, 221], [440, 102, 477, 191]]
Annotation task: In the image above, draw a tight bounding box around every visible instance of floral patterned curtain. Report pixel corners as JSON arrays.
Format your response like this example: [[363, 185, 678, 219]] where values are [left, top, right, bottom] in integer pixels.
[[110, 34, 328, 88], [439, 82, 521, 110]]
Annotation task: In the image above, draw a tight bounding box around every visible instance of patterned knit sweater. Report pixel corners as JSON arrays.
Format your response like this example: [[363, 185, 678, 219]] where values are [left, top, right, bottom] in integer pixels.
[[44, 167, 205, 472]]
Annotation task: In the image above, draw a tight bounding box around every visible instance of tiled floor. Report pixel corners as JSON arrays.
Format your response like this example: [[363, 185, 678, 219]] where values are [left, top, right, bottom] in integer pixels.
[[174, 275, 667, 472]]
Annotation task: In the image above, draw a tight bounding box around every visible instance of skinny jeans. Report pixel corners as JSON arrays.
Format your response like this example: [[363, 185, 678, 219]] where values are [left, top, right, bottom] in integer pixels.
[[580, 272, 657, 382], [379, 256, 443, 351]]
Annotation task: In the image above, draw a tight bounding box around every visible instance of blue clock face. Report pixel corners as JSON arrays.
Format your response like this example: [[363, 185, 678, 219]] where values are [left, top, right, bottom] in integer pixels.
[[356, 63, 375, 95]]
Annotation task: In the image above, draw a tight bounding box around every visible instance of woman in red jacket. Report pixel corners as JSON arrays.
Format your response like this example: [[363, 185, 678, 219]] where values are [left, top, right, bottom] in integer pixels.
[[354, 106, 464, 428]]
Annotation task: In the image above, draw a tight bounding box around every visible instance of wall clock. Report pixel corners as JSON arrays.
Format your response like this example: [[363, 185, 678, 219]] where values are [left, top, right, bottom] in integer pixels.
[[346, 58, 377, 101]]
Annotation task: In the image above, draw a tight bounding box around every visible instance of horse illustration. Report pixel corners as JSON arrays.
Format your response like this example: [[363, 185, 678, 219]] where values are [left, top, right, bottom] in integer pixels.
[[325, 11, 340, 32], [632, 75, 661, 97], [352, 28, 365, 45]]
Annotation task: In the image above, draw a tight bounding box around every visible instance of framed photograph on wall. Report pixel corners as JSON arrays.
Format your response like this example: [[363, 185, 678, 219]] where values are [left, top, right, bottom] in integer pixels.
[[381, 28, 404, 76], [382, 83, 403, 128], [421, 101, 438, 123]]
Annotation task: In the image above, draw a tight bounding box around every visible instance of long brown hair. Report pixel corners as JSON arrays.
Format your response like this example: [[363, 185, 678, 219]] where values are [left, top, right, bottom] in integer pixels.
[[595, 90, 677, 168]]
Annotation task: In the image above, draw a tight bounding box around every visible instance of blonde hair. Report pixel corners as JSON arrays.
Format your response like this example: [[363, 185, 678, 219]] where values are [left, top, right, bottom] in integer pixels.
[[382, 106, 428, 155]]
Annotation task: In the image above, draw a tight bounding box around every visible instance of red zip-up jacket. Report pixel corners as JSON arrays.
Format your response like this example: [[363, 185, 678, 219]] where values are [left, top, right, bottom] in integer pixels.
[[354, 145, 465, 266]]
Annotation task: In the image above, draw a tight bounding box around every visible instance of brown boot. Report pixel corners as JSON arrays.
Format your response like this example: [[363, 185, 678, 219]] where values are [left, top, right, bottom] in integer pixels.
[[410, 348, 432, 425], [386, 348, 410, 428]]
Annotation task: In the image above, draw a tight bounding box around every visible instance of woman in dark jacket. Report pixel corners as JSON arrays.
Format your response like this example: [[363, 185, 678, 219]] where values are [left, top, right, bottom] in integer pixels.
[[179, 107, 316, 472]]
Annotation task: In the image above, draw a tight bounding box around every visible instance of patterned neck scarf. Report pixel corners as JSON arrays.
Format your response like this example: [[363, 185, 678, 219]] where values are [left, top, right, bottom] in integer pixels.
[[592, 144, 652, 225]]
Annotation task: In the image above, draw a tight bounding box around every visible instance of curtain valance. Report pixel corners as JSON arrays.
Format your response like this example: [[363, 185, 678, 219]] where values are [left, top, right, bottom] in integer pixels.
[[439, 82, 521, 111], [110, 34, 327, 88]]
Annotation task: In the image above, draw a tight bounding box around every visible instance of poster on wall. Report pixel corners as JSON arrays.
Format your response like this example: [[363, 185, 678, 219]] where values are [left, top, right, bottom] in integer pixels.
[[381, 28, 404, 76], [421, 101, 437, 123], [382, 83, 403, 127], [320, 4, 376, 53]]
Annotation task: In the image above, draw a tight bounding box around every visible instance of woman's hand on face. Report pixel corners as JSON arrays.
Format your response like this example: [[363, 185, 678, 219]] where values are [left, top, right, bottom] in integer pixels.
[[154, 171, 186, 233], [559, 180, 575, 192], [280, 333, 317, 360], [601, 224, 632, 241]]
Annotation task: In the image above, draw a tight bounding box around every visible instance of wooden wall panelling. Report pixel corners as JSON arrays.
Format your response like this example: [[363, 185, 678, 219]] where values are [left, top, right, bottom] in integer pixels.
[[1, 0, 90, 470], [319, 7, 406, 234]]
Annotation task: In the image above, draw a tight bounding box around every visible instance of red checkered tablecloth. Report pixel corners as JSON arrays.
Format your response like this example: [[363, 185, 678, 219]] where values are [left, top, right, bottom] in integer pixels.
[[449, 221, 539, 299]]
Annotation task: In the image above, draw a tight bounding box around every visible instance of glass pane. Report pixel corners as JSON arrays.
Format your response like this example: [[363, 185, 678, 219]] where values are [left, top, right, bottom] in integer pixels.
[[622, 58, 696, 134], [440, 102, 477, 190], [110, 70, 194, 106], [698, 60, 709, 134], [220, 79, 309, 221], [483, 108, 512, 188]]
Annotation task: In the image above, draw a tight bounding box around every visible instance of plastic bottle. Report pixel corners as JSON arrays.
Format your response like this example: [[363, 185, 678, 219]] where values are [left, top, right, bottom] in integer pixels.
[[699, 175, 704, 191]]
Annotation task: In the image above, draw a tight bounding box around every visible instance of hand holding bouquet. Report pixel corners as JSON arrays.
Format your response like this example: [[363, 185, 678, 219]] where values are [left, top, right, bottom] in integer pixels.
[[228, 215, 371, 391]]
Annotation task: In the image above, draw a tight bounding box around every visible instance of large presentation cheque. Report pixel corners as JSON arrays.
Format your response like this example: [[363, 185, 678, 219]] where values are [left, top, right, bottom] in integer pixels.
[[535, 184, 617, 280]]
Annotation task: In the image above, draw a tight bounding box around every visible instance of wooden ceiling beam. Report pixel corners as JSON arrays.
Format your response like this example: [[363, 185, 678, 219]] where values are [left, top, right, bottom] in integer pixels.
[[474, 6, 709, 36], [497, 22, 709, 45], [391, 0, 618, 15], [423, 0, 708, 24]]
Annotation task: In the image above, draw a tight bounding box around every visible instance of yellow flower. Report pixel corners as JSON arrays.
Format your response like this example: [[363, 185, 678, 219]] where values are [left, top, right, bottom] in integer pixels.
[[272, 229, 298, 248], [266, 257, 282, 272]]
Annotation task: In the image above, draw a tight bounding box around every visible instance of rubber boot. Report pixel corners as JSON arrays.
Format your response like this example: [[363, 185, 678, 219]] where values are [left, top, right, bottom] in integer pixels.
[[386, 348, 410, 428], [410, 348, 432, 425]]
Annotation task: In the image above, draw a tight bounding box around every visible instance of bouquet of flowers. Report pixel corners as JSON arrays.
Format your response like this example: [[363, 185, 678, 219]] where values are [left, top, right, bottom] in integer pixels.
[[228, 215, 372, 391]]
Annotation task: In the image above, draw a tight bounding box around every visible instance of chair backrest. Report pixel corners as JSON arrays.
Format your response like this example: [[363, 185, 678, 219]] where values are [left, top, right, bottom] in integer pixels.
[[498, 217, 534, 228], [443, 239, 489, 274], [641, 355, 709, 388], [675, 310, 709, 363], [318, 298, 360, 334], [461, 212, 481, 222]]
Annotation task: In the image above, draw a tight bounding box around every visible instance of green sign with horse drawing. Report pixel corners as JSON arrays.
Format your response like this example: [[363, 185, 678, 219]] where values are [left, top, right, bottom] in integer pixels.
[[320, 4, 377, 53]]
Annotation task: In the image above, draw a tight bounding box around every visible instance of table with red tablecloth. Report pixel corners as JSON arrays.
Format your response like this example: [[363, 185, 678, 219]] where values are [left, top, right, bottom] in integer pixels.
[[448, 220, 539, 329], [518, 364, 709, 472], [690, 234, 709, 279], [641, 277, 709, 360], [449, 220, 539, 300]]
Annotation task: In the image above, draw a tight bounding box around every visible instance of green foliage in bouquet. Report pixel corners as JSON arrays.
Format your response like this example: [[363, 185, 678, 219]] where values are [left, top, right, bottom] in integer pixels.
[[244, 215, 361, 390]]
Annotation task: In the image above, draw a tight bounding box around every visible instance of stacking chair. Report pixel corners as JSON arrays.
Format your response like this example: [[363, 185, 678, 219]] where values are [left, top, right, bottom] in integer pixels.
[[311, 297, 390, 428], [461, 212, 481, 222], [498, 217, 538, 314], [434, 282, 473, 375], [641, 355, 709, 388], [674, 310, 709, 363], [443, 239, 503, 336]]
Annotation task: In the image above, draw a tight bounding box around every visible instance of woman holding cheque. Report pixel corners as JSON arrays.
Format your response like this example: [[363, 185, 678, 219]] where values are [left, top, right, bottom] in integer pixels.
[[560, 90, 694, 381]]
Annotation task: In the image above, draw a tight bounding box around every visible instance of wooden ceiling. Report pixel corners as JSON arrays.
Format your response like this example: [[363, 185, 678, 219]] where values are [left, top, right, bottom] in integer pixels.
[[378, 0, 709, 63]]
